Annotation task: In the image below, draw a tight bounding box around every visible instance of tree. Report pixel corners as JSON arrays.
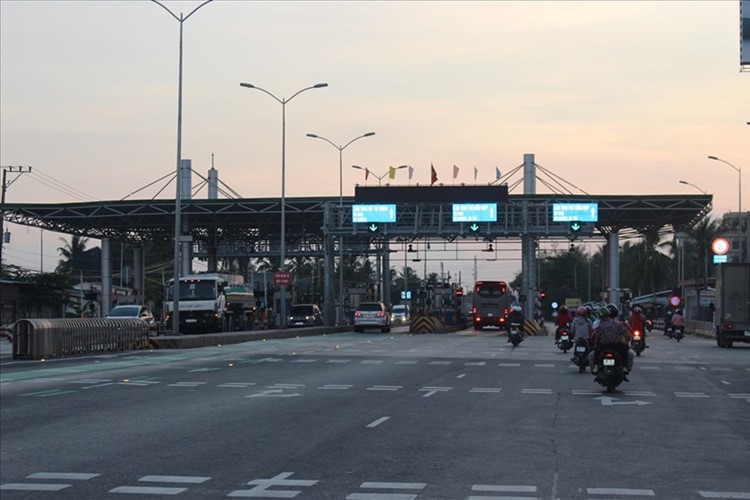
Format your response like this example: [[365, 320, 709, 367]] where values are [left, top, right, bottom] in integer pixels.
[[15, 271, 72, 317], [685, 215, 720, 287], [56, 235, 96, 274]]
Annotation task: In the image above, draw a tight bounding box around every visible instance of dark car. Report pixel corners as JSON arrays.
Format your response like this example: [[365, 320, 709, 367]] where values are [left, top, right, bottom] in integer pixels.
[[353, 302, 391, 333], [287, 304, 323, 327]]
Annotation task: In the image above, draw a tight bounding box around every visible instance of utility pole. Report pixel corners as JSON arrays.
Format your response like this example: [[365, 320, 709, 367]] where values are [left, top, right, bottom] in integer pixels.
[[0, 166, 33, 281]]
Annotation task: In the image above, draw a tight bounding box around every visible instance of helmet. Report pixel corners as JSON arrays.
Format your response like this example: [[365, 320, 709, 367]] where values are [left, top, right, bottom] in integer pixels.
[[559, 305, 567, 312], [606, 303, 619, 319], [597, 306, 610, 318], [576, 306, 587, 316], [633, 306, 641, 314], [512, 305, 522, 312]]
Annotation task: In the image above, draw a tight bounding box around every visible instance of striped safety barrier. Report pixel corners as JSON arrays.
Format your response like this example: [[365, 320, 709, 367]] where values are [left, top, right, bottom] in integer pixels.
[[409, 315, 444, 334]]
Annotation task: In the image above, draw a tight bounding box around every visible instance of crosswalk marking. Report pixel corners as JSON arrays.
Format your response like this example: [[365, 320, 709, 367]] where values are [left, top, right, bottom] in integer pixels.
[[0, 483, 71, 491], [587, 487, 655, 496], [139, 475, 210, 483], [27, 472, 99, 480], [110, 486, 187, 495], [699, 491, 750, 498], [675, 392, 710, 398]]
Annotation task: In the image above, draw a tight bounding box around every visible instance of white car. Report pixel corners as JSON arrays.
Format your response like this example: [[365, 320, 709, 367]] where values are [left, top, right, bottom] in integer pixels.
[[353, 302, 391, 333], [390, 304, 410, 324], [106, 305, 157, 332]]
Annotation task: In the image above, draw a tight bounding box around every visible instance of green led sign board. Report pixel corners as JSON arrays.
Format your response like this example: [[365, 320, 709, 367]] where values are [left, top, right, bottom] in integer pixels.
[[452, 203, 498, 223], [552, 203, 599, 222], [352, 204, 397, 223]]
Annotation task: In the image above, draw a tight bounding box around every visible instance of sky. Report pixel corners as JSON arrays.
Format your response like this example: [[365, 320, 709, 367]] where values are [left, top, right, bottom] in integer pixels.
[[0, 0, 748, 286]]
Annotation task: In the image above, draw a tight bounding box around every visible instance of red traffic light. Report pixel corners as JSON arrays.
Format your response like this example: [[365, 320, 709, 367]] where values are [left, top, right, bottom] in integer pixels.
[[540, 290, 547, 298], [455, 288, 464, 296]]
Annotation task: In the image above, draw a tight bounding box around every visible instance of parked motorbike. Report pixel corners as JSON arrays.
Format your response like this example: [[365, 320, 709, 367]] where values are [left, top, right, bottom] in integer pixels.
[[631, 329, 645, 356], [557, 328, 573, 353], [572, 337, 589, 373], [507, 323, 524, 347], [594, 348, 627, 393]]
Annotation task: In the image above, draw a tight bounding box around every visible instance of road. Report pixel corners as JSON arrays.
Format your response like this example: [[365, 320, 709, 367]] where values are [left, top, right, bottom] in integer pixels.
[[1, 329, 748, 499]]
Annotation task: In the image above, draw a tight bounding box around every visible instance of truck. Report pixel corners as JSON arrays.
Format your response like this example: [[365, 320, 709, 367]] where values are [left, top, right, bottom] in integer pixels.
[[222, 285, 258, 331], [164, 273, 244, 334], [715, 263, 750, 348]]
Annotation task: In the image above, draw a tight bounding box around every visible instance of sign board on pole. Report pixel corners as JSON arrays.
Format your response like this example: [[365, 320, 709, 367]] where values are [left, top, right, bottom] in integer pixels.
[[273, 271, 292, 286]]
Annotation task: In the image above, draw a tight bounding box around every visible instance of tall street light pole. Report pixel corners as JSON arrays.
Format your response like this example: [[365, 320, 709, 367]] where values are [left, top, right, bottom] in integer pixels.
[[678, 180, 707, 194], [0, 166, 32, 281], [240, 82, 328, 328], [708, 155, 743, 262], [306, 132, 375, 325], [151, 0, 213, 336]]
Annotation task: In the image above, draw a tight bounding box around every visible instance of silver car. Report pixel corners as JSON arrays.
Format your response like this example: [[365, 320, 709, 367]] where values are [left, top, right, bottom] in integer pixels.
[[353, 302, 391, 333], [390, 304, 410, 324]]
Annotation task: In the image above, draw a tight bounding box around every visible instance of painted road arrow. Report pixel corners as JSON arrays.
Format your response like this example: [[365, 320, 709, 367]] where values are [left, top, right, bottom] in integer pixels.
[[595, 396, 651, 406]]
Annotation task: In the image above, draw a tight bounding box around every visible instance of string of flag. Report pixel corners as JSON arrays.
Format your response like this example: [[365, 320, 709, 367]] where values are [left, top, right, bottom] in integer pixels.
[[354, 164, 503, 185]]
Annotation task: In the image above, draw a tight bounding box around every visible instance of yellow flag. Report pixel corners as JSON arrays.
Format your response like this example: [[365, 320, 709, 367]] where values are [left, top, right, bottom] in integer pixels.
[[388, 166, 396, 179]]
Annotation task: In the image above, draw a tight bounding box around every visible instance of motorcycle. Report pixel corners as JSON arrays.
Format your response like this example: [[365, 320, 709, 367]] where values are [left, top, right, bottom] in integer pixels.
[[557, 327, 573, 353], [507, 323, 524, 347], [670, 324, 684, 342], [631, 329, 645, 356], [572, 337, 590, 373], [594, 348, 627, 393]]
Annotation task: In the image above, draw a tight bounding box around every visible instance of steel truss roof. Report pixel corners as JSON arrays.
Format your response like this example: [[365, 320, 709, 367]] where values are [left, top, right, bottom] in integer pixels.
[[2, 194, 712, 257]]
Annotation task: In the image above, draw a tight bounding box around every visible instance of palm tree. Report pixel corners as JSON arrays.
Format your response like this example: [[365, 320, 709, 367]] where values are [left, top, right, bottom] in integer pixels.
[[56, 235, 90, 274]]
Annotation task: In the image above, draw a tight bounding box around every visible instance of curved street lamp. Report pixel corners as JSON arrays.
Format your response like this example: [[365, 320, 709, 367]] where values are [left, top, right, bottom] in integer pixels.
[[151, 0, 214, 335], [240, 82, 328, 327], [708, 155, 743, 262], [306, 132, 375, 325], [678, 180, 707, 194]]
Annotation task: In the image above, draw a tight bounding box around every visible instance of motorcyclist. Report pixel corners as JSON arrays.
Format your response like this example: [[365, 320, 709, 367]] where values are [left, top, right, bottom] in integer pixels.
[[570, 305, 592, 362], [663, 309, 674, 336], [506, 305, 525, 342], [670, 308, 685, 335], [629, 306, 648, 347], [555, 305, 572, 342], [588, 304, 634, 377]]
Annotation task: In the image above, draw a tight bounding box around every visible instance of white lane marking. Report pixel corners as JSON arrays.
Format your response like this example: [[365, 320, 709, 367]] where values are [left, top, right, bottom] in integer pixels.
[[456, 373, 467, 379], [82, 383, 115, 389], [419, 387, 451, 398], [327, 359, 352, 364], [534, 364, 555, 368], [675, 366, 697, 371], [319, 385, 354, 390], [229, 472, 318, 497], [0, 484, 71, 491], [675, 392, 710, 398], [168, 382, 207, 387], [395, 361, 419, 365], [587, 487, 655, 496], [572, 390, 601, 396], [721, 380, 731, 385], [639, 365, 662, 370], [268, 384, 304, 389], [728, 393, 750, 399], [367, 386, 403, 391], [366, 416, 391, 428], [465, 361, 487, 366], [290, 359, 317, 363], [347, 494, 417, 500], [139, 476, 210, 484], [218, 382, 256, 388], [699, 491, 750, 499], [522, 389, 552, 394], [361, 482, 426, 489], [361, 360, 384, 364], [498, 363, 521, 367], [109, 486, 187, 495], [470, 388, 502, 393], [27, 472, 99, 480], [623, 391, 656, 397], [472, 484, 537, 492], [69, 379, 112, 384], [429, 361, 452, 365]]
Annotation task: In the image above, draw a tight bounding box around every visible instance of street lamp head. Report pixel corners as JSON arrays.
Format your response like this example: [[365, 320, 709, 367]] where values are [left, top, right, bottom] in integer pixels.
[[707, 155, 719, 160], [313, 83, 329, 89], [678, 180, 688, 185], [396, 165, 408, 170], [364, 132, 376, 137], [306, 133, 319, 138], [352, 165, 364, 170], [239, 82, 255, 89]]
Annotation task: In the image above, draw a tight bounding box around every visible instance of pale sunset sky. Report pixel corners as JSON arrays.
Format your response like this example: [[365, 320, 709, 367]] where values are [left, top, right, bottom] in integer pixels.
[[1, 0, 747, 283]]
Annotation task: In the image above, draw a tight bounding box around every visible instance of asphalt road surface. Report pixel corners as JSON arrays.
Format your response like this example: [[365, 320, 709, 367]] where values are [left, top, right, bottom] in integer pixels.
[[1, 329, 748, 499]]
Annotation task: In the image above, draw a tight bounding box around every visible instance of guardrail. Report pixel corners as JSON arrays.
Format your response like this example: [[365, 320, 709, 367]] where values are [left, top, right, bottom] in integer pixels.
[[12, 318, 151, 360]]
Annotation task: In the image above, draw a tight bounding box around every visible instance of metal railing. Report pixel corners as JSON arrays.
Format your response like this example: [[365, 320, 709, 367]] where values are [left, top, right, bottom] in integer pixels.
[[12, 318, 151, 360]]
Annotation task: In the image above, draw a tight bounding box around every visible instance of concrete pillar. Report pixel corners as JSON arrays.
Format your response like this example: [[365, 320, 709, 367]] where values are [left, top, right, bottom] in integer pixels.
[[607, 231, 620, 306], [323, 203, 335, 326], [207, 166, 219, 272], [180, 159, 192, 275], [101, 238, 112, 316], [521, 153, 537, 319]]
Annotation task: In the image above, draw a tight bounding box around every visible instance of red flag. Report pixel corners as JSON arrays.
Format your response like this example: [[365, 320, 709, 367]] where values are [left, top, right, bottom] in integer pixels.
[[430, 164, 438, 186]]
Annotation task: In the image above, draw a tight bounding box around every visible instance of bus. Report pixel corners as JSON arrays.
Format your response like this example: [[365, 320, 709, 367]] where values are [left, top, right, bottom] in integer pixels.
[[472, 280, 514, 330]]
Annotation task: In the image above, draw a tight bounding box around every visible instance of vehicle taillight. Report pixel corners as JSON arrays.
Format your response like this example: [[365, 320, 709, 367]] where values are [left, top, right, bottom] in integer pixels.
[[472, 306, 477, 314], [376, 312, 384, 317], [355, 311, 362, 317], [605, 352, 614, 358]]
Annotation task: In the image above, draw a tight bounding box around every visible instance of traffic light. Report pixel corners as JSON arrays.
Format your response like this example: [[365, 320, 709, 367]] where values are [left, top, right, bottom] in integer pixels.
[[539, 290, 547, 299], [455, 288, 464, 297]]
